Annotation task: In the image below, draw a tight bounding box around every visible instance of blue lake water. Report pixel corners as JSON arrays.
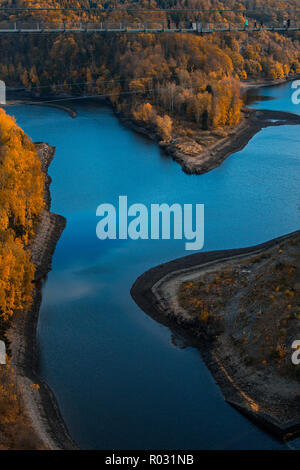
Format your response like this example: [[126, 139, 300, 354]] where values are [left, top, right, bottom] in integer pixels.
[[7, 81, 300, 449]]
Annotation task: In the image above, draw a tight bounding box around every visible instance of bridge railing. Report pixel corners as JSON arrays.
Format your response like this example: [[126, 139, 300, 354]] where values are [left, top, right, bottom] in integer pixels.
[[0, 21, 298, 32]]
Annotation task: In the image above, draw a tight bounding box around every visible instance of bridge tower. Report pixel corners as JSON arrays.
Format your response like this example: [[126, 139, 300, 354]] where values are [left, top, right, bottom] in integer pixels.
[[0, 80, 6, 105], [0, 340, 6, 364]]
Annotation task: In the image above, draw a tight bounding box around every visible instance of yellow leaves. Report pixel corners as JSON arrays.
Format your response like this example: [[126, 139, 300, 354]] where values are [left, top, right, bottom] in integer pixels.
[[133, 102, 155, 123], [274, 285, 295, 297], [133, 103, 172, 141], [0, 110, 44, 241], [30, 384, 40, 391], [199, 310, 210, 323], [266, 61, 286, 79], [211, 78, 242, 129], [0, 364, 22, 426], [290, 265, 297, 275], [276, 344, 288, 360], [0, 231, 35, 320], [221, 278, 233, 284], [190, 298, 203, 308], [156, 114, 172, 142], [284, 289, 295, 298], [0, 109, 43, 320], [183, 282, 194, 289]]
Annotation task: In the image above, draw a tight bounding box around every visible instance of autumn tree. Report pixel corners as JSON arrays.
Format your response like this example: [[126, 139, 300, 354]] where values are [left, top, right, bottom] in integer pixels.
[[0, 109, 44, 321]]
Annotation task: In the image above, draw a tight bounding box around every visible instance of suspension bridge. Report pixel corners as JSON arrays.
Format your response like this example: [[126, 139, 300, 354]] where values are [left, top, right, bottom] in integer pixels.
[[0, 21, 299, 34]]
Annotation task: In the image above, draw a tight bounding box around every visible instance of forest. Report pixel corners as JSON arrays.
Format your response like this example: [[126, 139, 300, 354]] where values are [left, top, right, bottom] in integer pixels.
[[0, 109, 45, 449], [0, 109, 44, 328], [0, 0, 299, 139]]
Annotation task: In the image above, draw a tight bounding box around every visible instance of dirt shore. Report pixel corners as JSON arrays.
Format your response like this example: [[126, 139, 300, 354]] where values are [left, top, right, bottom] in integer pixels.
[[7, 143, 78, 450], [167, 109, 300, 174], [131, 231, 300, 441], [120, 107, 300, 174], [6, 73, 300, 176], [116, 73, 300, 175], [240, 73, 300, 91]]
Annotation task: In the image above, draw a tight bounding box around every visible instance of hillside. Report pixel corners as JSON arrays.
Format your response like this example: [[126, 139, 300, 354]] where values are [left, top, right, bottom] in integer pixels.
[[178, 232, 300, 383], [1, 0, 300, 147], [131, 231, 300, 439], [0, 109, 47, 449]]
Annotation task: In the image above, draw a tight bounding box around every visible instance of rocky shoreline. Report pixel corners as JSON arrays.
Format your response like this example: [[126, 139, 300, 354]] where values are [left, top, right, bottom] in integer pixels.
[[8, 143, 78, 450], [115, 73, 300, 175], [240, 73, 300, 91], [7, 73, 300, 176], [119, 107, 300, 174], [166, 109, 300, 174], [4, 75, 299, 449], [10, 97, 300, 176], [131, 231, 300, 442]]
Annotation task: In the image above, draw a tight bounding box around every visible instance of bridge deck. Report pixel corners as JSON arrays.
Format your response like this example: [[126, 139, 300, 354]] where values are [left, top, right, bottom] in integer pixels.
[[0, 22, 299, 33]]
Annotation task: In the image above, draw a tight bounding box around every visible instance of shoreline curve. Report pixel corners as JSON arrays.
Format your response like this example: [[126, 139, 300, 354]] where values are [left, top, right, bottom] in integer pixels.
[[131, 230, 300, 442], [8, 143, 78, 450]]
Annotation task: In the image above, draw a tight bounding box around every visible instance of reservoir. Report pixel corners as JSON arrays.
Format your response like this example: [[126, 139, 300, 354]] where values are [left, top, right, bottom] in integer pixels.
[[8, 81, 300, 449]]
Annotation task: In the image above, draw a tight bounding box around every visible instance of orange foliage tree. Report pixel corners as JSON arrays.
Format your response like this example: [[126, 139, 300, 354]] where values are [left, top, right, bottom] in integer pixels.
[[0, 109, 44, 321]]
